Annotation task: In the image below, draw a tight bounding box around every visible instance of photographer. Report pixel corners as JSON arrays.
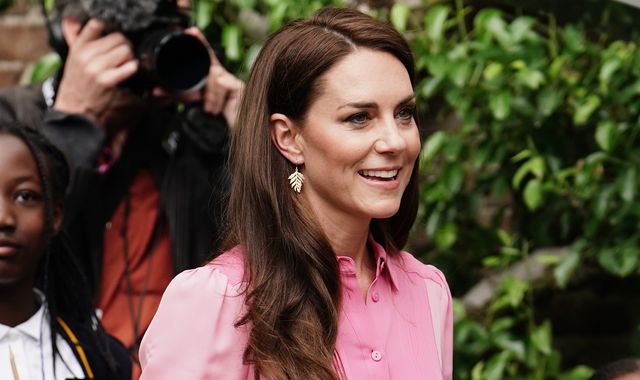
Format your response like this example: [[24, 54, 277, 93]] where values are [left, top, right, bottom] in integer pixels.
[[0, 0, 243, 377]]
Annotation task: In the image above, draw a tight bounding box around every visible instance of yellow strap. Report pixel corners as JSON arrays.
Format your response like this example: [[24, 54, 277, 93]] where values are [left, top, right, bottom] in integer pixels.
[[56, 317, 95, 379]]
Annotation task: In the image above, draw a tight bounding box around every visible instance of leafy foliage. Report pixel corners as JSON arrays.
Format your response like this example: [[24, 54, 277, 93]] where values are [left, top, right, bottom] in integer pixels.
[[411, 1, 640, 378]]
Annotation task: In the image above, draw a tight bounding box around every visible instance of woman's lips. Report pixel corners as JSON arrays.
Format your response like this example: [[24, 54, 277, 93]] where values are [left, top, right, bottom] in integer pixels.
[[0, 241, 20, 257]]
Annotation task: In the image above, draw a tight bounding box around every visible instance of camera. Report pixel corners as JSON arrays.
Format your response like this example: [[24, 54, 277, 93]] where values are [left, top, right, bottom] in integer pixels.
[[122, 1, 211, 94], [48, 0, 211, 94]]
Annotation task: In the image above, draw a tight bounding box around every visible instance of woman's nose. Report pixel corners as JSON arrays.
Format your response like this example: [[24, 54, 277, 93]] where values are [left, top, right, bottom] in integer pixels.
[[374, 118, 408, 154], [0, 197, 16, 230]]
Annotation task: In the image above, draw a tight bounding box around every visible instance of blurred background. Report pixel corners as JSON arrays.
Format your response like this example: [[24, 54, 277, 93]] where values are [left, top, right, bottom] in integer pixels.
[[2, 0, 640, 379]]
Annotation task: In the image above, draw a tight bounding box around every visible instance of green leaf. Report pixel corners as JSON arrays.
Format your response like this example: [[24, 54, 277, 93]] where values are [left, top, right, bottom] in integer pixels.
[[594, 186, 614, 220], [435, 222, 458, 249], [531, 321, 553, 355], [194, 0, 214, 30], [511, 149, 532, 163], [390, 3, 411, 33], [483, 351, 510, 380], [509, 16, 535, 43], [268, 2, 288, 31], [599, 58, 621, 85], [442, 163, 465, 194], [554, 243, 583, 288], [497, 229, 513, 246], [517, 69, 545, 90], [523, 179, 544, 210], [494, 333, 526, 360], [420, 76, 444, 98], [222, 24, 242, 61], [537, 87, 562, 116], [562, 25, 586, 52], [449, 61, 471, 87], [422, 131, 447, 163], [455, 319, 490, 352], [620, 167, 637, 203], [500, 247, 520, 256], [597, 244, 640, 277], [559, 366, 595, 380], [30, 53, 61, 84], [536, 254, 561, 265], [483, 62, 503, 81], [471, 362, 485, 380], [483, 256, 503, 267], [489, 90, 511, 120], [512, 156, 545, 189], [425, 5, 450, 43], [502, 277, 528, 308], [489, 317, 515, 333], [595, 121, 616, 152], [426, 55, 451, 77], [486, 12, 511, 48], [573, 95, 601, 125]]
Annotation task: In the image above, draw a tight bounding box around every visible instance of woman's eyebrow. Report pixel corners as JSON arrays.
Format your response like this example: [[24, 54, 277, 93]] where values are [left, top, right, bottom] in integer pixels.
[[337, 101, 377, 110], [337, 94, 415, 111], [396, 94, 416, 106], [11, 175, 39, 185]]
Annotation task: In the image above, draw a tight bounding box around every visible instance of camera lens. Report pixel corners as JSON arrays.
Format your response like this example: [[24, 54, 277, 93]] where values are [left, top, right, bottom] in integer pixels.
[[138, 30, 211, 93]]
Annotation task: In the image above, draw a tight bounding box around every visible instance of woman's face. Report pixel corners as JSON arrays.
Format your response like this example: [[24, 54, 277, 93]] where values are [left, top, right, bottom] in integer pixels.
[[297, 48, 420, 227], [0, 135, 46, 287]]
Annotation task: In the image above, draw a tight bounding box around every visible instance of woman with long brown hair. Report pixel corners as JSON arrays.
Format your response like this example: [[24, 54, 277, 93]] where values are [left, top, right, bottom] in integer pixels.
[[139, 7, 452, 379]]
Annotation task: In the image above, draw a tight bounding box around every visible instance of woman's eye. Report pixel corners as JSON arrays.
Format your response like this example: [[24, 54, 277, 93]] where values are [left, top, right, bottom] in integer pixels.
[[345, 112, 370, 125], [15, 190, 42, 205], [397, 105, 416, 120]]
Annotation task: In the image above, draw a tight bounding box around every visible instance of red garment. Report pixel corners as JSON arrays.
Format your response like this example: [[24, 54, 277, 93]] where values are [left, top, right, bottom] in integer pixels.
[[96, 170, 174, 378]]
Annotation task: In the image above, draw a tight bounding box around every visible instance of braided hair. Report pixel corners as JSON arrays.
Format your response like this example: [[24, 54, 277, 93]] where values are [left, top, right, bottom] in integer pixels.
[[0, 121, 121, 376]]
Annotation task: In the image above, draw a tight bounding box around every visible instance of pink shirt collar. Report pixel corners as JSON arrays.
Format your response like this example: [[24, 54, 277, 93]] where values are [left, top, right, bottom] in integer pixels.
[[336, 235, 400, 292]]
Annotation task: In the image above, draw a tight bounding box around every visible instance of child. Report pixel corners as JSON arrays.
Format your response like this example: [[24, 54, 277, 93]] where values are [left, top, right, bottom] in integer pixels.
[[0, 121, 131, 379]]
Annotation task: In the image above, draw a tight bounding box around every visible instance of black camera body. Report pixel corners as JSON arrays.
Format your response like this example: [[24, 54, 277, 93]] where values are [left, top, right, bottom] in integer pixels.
[[48, 0, 211, 94]]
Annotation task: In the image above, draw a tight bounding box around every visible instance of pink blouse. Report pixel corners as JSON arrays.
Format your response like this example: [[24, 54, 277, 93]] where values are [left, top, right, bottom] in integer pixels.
[[140, 240, 453, 379]]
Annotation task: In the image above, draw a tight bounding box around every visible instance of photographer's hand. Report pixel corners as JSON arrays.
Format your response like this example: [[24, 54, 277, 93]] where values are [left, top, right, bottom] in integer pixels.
[[53, 19, 139, 124], [203, 56, 244, 130]]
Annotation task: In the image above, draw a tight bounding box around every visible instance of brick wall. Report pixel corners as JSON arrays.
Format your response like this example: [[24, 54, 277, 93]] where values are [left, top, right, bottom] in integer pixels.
[[0, 0, 53, 88]]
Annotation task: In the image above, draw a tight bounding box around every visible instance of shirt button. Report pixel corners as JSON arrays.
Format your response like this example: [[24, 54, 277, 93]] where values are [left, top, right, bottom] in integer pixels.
[[371, 350, 382, 361], [371, 292, 380, 302]]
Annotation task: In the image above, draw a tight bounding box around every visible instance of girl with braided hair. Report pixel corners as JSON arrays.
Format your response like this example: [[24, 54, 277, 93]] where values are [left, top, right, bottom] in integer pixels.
[[0, 121, 131, 379]]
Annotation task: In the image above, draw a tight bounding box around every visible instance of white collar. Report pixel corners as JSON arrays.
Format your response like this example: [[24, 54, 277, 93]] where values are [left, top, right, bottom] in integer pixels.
[[0, 289, 47, 341]]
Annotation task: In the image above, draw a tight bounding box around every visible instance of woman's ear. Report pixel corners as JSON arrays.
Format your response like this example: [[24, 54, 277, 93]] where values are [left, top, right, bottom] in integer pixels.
[[270, 113, 304, 165]]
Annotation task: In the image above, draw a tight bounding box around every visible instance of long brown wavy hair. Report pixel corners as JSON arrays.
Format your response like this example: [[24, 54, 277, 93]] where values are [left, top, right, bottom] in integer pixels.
[[224, 7, 420, 379]]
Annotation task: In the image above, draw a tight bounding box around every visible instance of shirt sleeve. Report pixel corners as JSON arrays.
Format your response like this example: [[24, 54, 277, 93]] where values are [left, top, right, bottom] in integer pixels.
[[139, 265, 250, 380], [425, 265, 454, 380], [42, 110, 106, 168]]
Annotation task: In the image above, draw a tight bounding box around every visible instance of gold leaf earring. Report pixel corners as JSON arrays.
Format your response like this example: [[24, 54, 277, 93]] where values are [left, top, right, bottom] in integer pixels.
[[288, 166, 304, 193]]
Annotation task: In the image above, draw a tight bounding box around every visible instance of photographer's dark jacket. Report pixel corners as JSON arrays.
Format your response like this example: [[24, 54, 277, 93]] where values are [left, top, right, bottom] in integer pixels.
[[0, 82, 230, 346]]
